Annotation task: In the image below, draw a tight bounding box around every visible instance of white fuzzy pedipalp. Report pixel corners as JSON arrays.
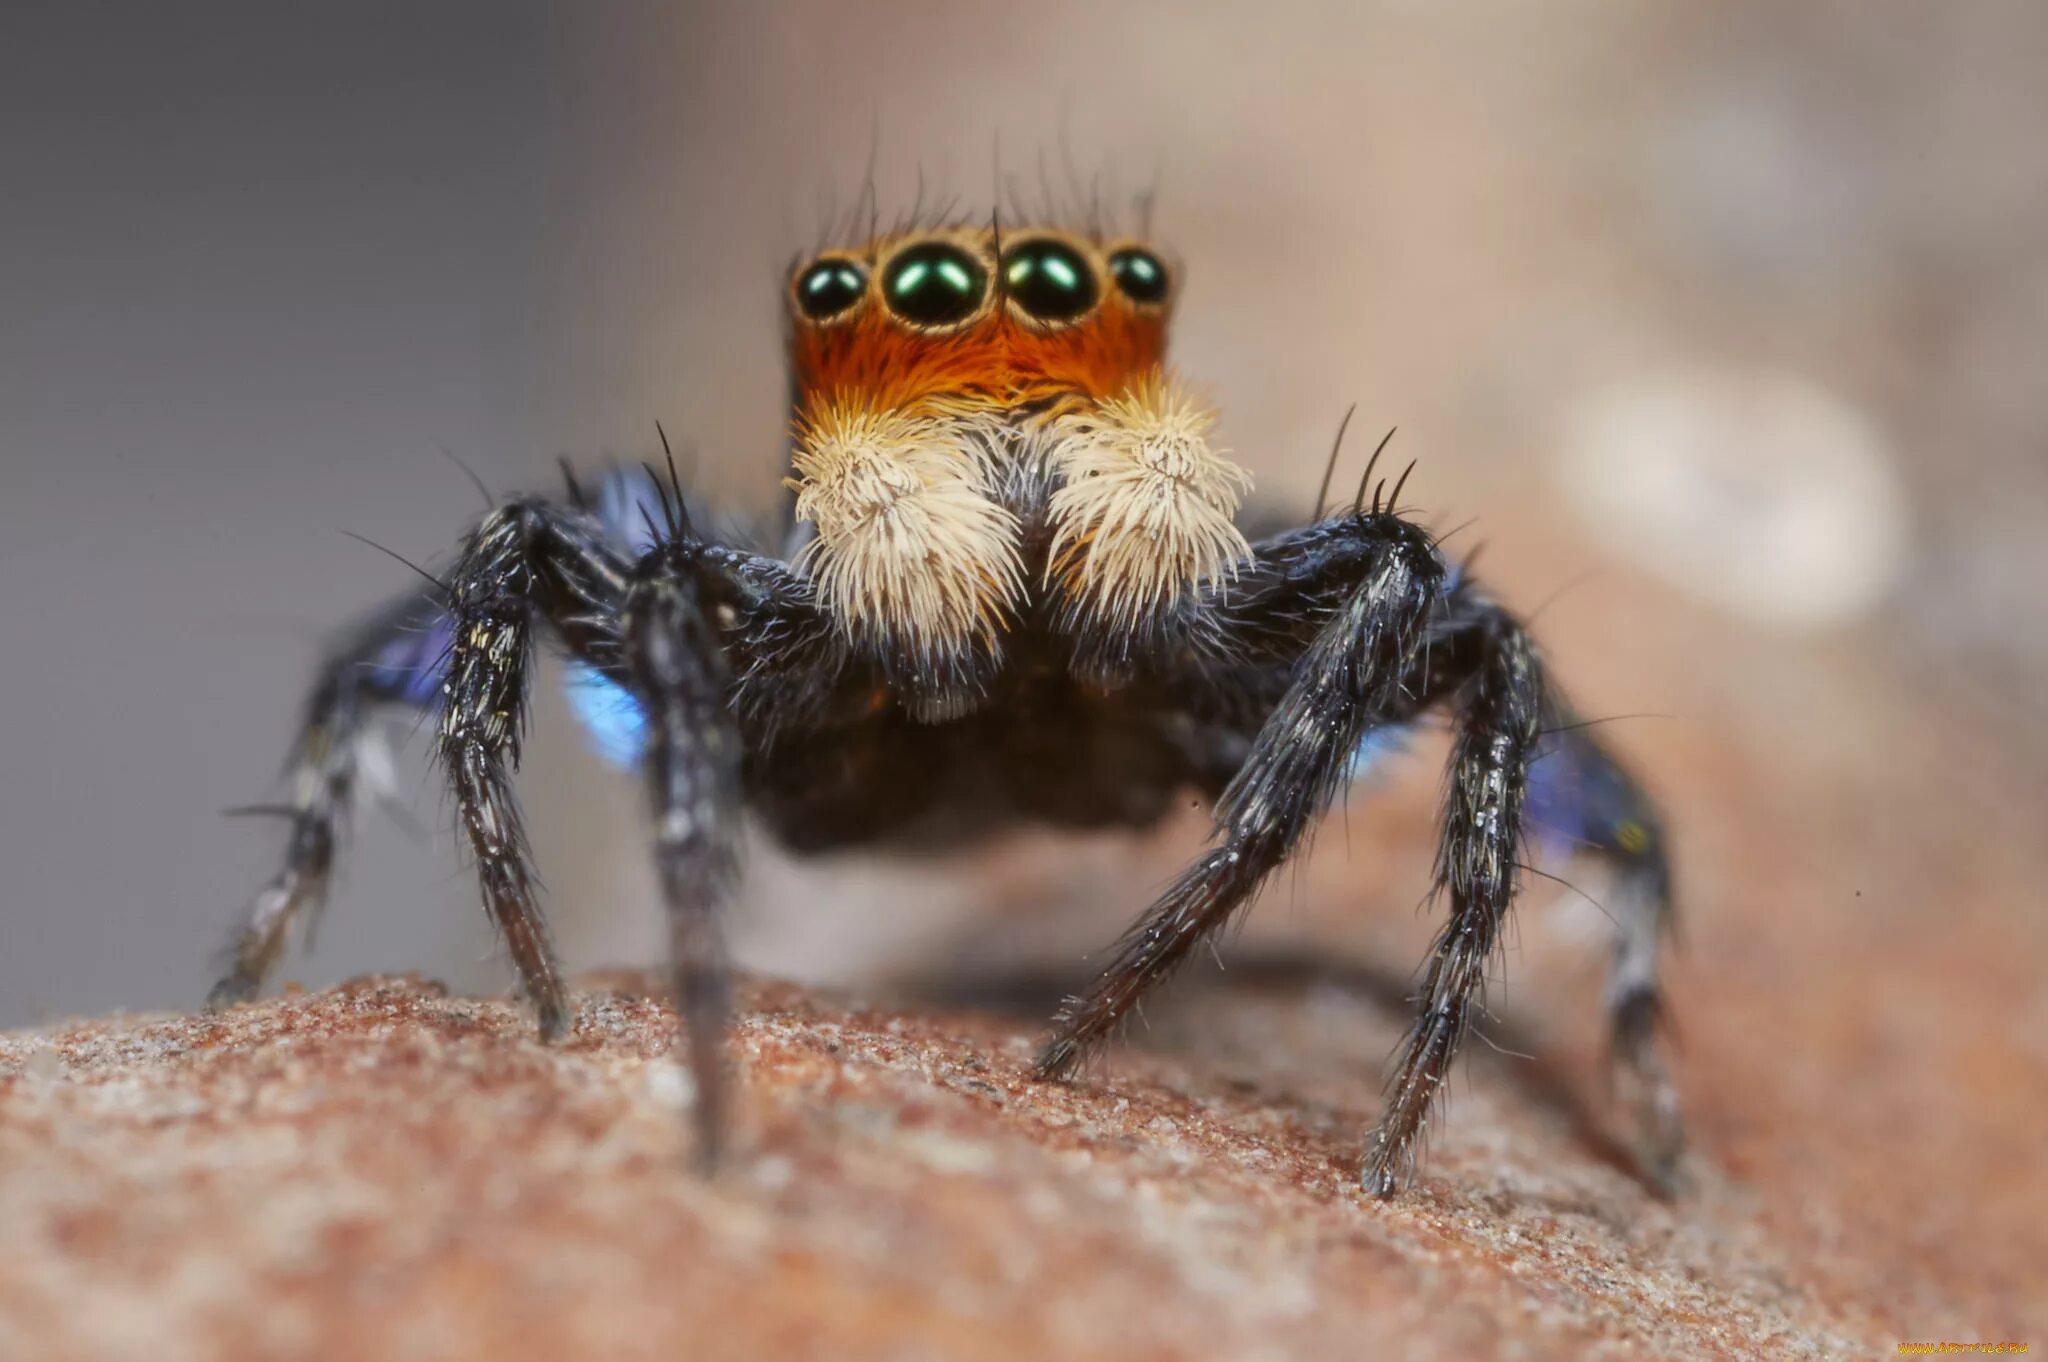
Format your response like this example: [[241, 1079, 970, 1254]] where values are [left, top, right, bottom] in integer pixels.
[[786, 400, 1024, 651], [1045, 372, 1254, 627]]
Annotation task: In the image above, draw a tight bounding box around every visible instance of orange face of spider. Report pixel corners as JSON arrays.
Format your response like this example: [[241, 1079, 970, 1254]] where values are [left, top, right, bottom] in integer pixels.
[[785, 227, 1174, 418], [780, 225, 1248, 666]]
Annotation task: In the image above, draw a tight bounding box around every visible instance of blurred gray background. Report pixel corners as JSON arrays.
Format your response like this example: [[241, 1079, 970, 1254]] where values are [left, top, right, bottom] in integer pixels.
[[3, 1, 2044, 1030]]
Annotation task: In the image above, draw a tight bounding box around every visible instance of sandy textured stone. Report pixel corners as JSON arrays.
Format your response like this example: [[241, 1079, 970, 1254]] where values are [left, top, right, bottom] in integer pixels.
[[2, 864, 2041, 1362]]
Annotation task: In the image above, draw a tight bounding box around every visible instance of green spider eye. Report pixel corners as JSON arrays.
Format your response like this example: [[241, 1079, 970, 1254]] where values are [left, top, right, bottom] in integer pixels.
[[1001, 238, 1098, 323], [883, 241, 988, 326], [1108, 247, 1169, 305], [795, 259, 867, 321]]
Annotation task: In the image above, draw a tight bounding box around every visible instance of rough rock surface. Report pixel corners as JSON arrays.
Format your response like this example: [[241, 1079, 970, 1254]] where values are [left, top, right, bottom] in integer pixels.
[[2, 907, 2040, 1362]]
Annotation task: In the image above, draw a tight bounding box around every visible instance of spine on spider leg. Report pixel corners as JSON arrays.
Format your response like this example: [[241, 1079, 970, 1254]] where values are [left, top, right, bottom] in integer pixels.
[[1364, 616, 1546, 1197], [622, 556, 742, 1169]]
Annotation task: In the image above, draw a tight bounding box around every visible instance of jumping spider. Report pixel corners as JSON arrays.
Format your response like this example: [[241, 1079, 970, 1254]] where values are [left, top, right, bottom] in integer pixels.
[[212, 218, 1682, 1196]]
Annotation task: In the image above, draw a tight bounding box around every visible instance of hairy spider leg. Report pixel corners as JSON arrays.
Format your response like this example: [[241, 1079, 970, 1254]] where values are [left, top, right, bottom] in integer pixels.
[[219, 470, 846, 1166], [621, 544, 743, 1168], [431, 500, 633, 1039], [212, 469, 649, 1008], [1360, 600, 1544, 1196], [1032, 507, 1647, 1196], [1522, 700, 1682, 1185], [1034, 510, 1449, 1081], [209, 587, 449, 1008]]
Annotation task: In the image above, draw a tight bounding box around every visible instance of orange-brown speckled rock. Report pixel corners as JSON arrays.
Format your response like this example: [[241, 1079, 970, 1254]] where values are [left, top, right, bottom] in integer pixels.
[[2, 865, 2041, 1362]]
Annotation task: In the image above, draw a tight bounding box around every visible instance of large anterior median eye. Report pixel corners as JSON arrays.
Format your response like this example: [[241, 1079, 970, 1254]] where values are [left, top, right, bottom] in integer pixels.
[[1108, 247, 1169, 305], [883, 241, 988, 326], [1001, 238, 1098, 323], [795, 258, 867, 321]]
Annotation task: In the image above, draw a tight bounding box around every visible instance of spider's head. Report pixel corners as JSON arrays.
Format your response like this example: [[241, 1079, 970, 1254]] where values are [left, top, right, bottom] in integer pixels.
[[779, 223, 1245, 669], [783, 226, 1175, 419]]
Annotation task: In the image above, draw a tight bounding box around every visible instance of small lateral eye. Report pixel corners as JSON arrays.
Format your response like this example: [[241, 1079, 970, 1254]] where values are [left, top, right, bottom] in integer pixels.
[[796, 259, 867, 320], [1108, 247, 1169, 305], [1001, 238, 1098, 323], [883, 241, 988, 326]]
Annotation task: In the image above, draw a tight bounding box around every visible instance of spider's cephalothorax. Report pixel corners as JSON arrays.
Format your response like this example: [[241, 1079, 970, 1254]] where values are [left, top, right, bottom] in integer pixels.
[[213, 219, 1682, 1197]]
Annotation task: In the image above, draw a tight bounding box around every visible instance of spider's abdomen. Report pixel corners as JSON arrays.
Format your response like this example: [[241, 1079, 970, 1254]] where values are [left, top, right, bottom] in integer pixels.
[[741, 651, 1237, 853]]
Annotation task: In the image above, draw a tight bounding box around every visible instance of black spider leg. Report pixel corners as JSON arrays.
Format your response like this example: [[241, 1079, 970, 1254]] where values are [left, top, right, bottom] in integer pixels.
[[588, 469, 841, 1158], [209, 585, 448, 1009], [1358, 596, 1547, 1196], [1525, 689, 1683, 1186], [1034, 511, 1449, 1081], [1038, 507, 1612, 1196], [434, 500, 631, 1039], [621, 519, 744, 1167], [441, 495, 836, 1145]]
